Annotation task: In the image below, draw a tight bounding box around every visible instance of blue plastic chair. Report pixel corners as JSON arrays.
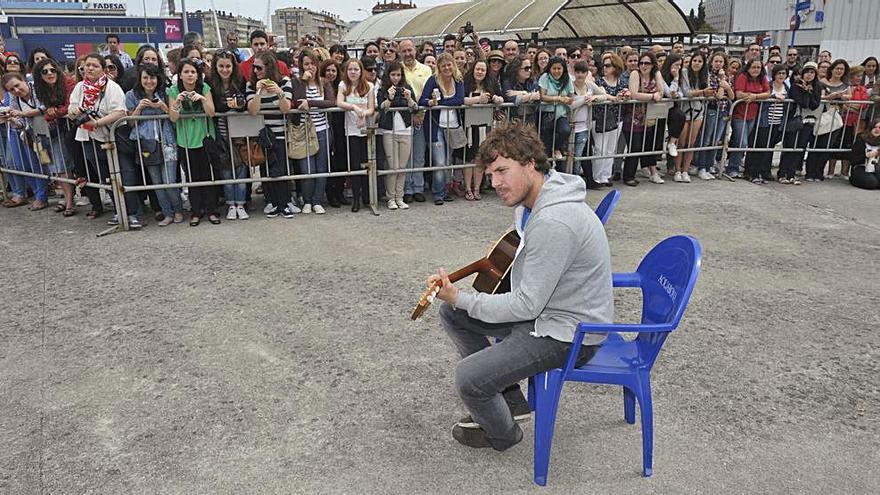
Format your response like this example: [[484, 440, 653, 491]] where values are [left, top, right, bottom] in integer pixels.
[[529, 235, 702, 486], [594, 189, 621, 225]]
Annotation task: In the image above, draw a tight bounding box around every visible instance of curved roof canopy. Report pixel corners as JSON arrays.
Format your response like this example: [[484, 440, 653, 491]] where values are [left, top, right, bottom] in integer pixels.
[[344, 0, 692, 46]]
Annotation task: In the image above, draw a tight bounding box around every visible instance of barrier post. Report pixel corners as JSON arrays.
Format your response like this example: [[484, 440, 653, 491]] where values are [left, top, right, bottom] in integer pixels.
[[565, 107, 576, 175], [101, 140, 129, 235], [0, 164, 8, 202], [719, 100, 738, 182], [366, 125, 379, 215]]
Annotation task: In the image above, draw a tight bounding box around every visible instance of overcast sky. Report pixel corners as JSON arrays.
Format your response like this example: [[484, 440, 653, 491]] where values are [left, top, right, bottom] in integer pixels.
[[130, 0, 703, 25]]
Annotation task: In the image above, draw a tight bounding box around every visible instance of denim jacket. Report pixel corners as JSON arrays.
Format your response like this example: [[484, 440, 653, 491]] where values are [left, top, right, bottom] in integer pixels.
[[124, 90, 175, 145]]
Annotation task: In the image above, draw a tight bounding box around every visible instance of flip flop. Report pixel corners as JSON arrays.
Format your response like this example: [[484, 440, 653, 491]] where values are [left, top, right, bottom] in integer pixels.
[[53, 203, 66, 212], [28, 202, 48, 211], [63, 207, 76, 217]]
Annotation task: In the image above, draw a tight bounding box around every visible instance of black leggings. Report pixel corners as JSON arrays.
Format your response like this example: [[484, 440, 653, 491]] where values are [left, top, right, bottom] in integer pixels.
[[261, 139, 291, 210], [347, 136, 368, 202], [623, 126, 663, 181], [850, 165, 880, 190], [178, 146, 217, 216], [778, 124, 815, 179]]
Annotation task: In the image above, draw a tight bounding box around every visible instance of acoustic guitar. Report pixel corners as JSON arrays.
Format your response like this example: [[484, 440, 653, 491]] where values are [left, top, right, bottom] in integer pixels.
[[410, 230, 521, 321]]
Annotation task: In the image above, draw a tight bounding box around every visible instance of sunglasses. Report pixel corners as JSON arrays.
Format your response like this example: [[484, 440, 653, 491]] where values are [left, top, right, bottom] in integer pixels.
[[106, 64, 117, 70], [639, 61, 653, 66], [40, 67, 57, 75], [253, 64, 265, 71], [603, 64, 613, 68], [365, 67, 377, 72], [569, 53, 580, 58], [521, 65, 532, 70], [7, 59, 19, 65]]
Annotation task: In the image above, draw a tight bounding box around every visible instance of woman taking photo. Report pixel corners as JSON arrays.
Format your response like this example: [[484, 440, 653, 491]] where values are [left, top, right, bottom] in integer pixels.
[[169, 57, 219, 226], [126, 63, 184, 225], [208, 49, 248, 220], [537, 56, 574, 162], [246, 51, 294, 218], [622, 51, 666, 186], [696, 52, 734, 179], [32, 58, 77, 215], [377, 60, 418, 209], [1, 73, 50, 210], [848, 118, 880, 190], [336, 58, 375, 212], [462, 59, 503, 200], [296, 49, 335, 215], [67, 53, 134, 223], [592, 53, 629, 186], [418, 52, 464, 206]]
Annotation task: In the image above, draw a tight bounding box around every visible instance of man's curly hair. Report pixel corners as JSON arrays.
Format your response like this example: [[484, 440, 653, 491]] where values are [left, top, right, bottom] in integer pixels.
[[475, 121, 550, 172]]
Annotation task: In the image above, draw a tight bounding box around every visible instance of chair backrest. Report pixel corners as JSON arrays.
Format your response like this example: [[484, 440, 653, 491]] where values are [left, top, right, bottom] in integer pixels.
[[634, 235, 702, 365], [594, 190, 621, 225]]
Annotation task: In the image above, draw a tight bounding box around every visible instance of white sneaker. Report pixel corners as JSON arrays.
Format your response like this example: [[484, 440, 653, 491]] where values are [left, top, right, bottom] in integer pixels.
[[396, 199, 409, 209], [387, 199, 398, 210], [263, 202, 275, 214], [639, 168, 652, 178], [698, 170, 714, 180], [286, 202, 302, 214], [674, 172, 684, 182], [681, 172, 691, 183], [226, 205, 237, 220], [236, 205, 249, 219], [302, 203, 312, 214], [650, 174, 665, 184], [667, 141, 678, 157], [312, 204, 326, 215]]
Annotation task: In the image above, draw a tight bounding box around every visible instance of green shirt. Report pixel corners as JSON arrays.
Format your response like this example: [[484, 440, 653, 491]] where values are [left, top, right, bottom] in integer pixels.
[[168, 83, 216, 149]]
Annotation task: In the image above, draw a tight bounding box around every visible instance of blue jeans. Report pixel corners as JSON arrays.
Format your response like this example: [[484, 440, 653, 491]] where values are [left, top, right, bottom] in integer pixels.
[[218, 153, 247, 205], [404, 123, 426, 195], [429, 131, 450, 201], [1, 130, 27, 198], [145, 160, 183, 216], [697, 108, 727, 171], [573, 130, 590, 176], [8, 129, 48, 202], [296, 128, 330, 206], [726, 118, 755, 173]]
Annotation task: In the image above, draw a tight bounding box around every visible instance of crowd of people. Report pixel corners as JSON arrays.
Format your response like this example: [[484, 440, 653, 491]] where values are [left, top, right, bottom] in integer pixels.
[[1, 30, 879, 229]]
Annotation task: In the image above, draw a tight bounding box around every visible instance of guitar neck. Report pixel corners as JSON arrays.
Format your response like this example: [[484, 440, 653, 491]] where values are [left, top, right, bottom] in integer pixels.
[[447, 259, 490, 284]]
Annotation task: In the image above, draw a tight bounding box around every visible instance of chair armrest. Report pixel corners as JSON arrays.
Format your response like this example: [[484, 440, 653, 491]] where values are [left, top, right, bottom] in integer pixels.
[[561, 322, 673, 373], [612, 272, 641, 288]]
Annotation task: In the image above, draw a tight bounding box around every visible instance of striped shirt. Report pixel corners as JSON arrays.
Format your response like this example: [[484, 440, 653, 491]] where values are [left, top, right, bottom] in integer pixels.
[[767, 86, 786, 126], [305, 84, 329, 132], [245, 77, 293, 141]]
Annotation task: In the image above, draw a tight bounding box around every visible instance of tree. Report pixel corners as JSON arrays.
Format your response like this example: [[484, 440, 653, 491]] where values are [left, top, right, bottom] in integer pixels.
[[688, 8, 697, 29], [698, 0, 707, 26]]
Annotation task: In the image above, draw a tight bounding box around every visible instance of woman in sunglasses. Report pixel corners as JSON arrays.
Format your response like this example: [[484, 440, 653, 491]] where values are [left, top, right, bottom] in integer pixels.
[[246, 51, 295, 218], [33, 58, 78, 215], [622, 51, 666, 186], [168, 57, 219, 226], [4, 53, 23, 74], [103, 54, 122, 82]]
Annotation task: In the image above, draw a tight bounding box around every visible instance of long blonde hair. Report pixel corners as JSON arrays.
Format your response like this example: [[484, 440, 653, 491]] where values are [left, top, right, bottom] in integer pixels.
[[434, 52, 463, 83]]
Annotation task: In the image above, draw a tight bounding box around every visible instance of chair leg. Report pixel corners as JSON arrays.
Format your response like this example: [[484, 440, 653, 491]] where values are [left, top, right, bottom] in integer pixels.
[[636, 375, 654, 477], [533, 371, 564, 486], [623, 387, 636, 424]]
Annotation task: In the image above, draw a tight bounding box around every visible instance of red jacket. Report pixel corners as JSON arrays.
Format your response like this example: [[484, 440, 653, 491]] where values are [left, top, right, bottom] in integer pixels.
[[239, 55, 290, 81], [45, 75, 77, 122], [733, 73, 769, 121]]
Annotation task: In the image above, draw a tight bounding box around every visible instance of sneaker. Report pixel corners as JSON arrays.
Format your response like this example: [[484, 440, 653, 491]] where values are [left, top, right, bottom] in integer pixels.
[[396, 199, 409, 209], [841, 175, 849, 180], [778, 177, 791, 185], [667, 141, 678, 157], [158, 216, 174, 227], [674, 171, 684, 182], [452, 423, 523, 450], [650, 174, 665, 184], [413, 192, 426, 202], [281, 207, 296, 218], [698, 170, 714, 180], [434, 199, 444, 205], [128, 216, 142, 229], [443, 194, 454, 202], [265, 208, 280, 218], [689, 166, 698, 176], [639, 168, 652, 178], [403, 194, 413, 203], [457, 402, 531, 430], [681, 172, 691, 183], [235, 205, 249, 220], [263, 202, 275, 214], [107, 214, 119, 226], [312, 205, 326, 215], [301, 203, 312, 214], [792, 178, 802, 185], [751, 177, 762, 184], [725, 171, 742, 179], [286, 202, 302, 214], [387, 199, 398, 210], [710, 166, 719, 175], [805, 177, 815, 182], [226, 205, 237, 220]]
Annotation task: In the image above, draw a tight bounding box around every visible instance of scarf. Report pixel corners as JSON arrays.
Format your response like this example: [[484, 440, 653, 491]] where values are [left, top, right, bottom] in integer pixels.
[[81, 74, 108, 110], [862, 131, 880, 147]]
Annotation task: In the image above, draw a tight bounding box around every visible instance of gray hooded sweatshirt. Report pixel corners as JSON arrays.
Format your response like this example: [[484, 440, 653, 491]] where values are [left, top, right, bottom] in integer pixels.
[[455, 170, 613, 346]]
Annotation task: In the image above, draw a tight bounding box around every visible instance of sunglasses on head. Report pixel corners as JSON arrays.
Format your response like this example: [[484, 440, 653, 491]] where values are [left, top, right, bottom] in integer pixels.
[[41, 67, 56, 75]]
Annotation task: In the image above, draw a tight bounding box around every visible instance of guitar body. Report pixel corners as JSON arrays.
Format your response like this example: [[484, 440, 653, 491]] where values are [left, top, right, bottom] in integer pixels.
[[472, 230, 520, 294], [411, 230, 521, 320]]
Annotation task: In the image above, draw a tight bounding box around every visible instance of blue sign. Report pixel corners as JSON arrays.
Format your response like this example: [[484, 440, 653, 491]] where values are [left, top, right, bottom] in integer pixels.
[[815, 10, 824, 23], [795, 1, 812, 11]]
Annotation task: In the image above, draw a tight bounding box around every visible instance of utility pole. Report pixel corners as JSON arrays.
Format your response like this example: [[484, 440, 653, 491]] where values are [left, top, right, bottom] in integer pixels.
[[181, 0, 189, 34]]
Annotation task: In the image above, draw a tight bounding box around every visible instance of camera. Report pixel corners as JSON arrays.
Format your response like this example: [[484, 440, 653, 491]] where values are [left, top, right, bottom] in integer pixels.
[[0, 106, 11, 115], [151, 96, 160, 103], [463, 21, 474, 34], [73, 110, 99, 127]]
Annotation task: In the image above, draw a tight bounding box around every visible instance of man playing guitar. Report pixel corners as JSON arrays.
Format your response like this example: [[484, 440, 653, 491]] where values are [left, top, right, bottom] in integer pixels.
[[426, 122, 614, 450]]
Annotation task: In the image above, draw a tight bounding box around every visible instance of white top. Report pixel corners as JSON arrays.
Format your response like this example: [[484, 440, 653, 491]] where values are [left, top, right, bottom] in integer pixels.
[[340, 81, 373, 137], [69, 79, 127, 142]]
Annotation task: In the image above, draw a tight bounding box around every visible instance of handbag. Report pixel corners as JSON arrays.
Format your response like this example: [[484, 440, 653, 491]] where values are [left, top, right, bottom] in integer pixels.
[[138, 138, 164, 167], [814, 105, 844, 136], [443, 125, 468, 150], [236, 138, 266, 167], [286, 115, 319, 159]]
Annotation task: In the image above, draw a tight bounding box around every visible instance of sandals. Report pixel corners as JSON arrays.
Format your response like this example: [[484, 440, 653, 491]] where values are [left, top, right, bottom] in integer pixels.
[[63, 207, 76, 217], [190, 216, 201, 227], [3, 197, 27, 208], [86, 210, 102, 219], [473, 191, 481, 201], [207, 214, 221, 225], [28, 201, 48, 211], [53, 203, 66, 213], [465, 190, 475, 201]]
